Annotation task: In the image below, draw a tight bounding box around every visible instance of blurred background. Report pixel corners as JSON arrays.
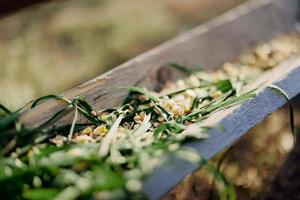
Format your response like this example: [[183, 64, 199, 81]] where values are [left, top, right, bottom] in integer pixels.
[[0, 0, 297, 199], [0, 0, 247, 109]]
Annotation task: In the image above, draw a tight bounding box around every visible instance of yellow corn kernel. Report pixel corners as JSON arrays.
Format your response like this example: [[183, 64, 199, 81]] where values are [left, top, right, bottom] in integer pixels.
[[139, 112, 145, 121], [176, 107, 184, 116], [184, 106, 191, 113], [100, 114, 109, 121], [74, 135, 95, 144], [171, 105, 179, 115], [223, 62, 238, 75], [27, 149, 33, 157], [94, 125, 108, 136], [91, 110, 97, 117], [185, 89, 196, 98], [81, 127, 93, 135], [212, 90, 223, 99], [158, 117, 165, 122]]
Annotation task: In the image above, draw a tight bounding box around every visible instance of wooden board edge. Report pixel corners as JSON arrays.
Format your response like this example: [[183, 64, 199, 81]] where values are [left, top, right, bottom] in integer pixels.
[[142, 56, 300, 199], [20, 0, 298, 128]]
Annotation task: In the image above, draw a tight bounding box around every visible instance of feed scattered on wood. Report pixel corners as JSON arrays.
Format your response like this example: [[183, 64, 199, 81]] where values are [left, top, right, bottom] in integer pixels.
[[0, 33, 299, 199]]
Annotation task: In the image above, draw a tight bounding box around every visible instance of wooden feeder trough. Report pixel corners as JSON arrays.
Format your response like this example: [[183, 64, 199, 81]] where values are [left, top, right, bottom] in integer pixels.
[[19, 0, 300, 199]]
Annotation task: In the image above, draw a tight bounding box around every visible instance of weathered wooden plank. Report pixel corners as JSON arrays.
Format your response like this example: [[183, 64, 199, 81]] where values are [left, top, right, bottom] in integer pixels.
[[21, 0, 299, 128], [143, 55, 300, 199], [18, 0, 300, 198]]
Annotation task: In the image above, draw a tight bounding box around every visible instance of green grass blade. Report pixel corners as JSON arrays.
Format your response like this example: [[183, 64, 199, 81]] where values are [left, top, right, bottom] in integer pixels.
[[23, 188, 61, 200], [0, 112, 20, 132], [206, 92, 256, 113], [202, 159, 236, 200], [0, 104, 12, 114], [170, 63, 202, 75], [268, 85, 295, 145], [127, 87, 159, 102], [68, 102, 78, 141], [216, 80, 233, 93], [31, 95, 70, 108]]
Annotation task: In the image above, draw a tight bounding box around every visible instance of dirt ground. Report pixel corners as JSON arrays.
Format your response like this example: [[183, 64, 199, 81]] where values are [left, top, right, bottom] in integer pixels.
[[164, 98, 300, 200]]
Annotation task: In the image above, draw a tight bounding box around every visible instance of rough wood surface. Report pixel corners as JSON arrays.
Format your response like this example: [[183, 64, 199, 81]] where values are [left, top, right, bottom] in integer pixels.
[[21, 0, 299, 128], [18, 0, 300, 198], [143, 55, 300, 199]]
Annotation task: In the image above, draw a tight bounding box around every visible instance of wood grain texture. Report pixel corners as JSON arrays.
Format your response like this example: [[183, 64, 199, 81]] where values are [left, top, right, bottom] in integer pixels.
[[18, 0, 300, 198], [20, 0, 299, 128], [143, 55, 300, 199]]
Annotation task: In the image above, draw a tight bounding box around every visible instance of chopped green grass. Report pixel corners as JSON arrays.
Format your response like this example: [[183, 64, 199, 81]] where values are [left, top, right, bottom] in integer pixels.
[[2, 60, 293, 200]]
